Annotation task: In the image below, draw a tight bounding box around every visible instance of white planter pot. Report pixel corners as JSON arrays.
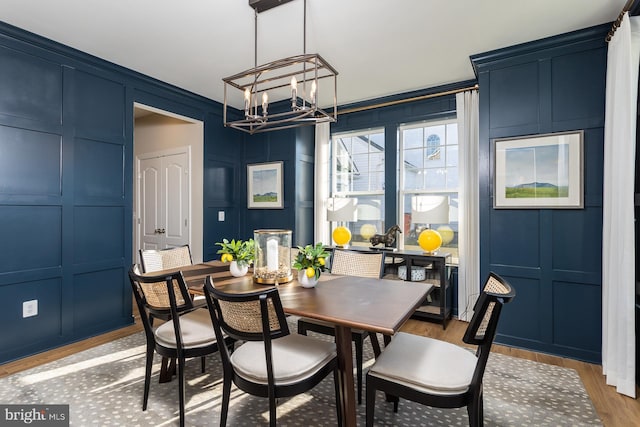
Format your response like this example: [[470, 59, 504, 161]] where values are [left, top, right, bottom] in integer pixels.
[[229, 261, 249, 277], [298, 270, 319, 288]]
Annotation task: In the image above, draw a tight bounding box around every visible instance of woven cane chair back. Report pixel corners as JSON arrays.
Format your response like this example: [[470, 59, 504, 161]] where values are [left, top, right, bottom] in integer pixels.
[[463, 272, 515, 346], [130, 264, 190, 311], [217, 298, 283, 335], [140, 245, 193, 273], [204, 277, 290, 342], [330, 249, 385, 279]]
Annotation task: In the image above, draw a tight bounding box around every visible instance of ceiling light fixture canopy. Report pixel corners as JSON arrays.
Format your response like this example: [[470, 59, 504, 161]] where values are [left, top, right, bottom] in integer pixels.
[[223, 0, 338, 134]]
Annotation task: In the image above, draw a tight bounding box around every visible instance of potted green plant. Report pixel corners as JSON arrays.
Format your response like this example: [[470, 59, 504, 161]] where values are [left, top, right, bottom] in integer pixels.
[[216, 238, 255, 277], [292, 242, 330, 288]]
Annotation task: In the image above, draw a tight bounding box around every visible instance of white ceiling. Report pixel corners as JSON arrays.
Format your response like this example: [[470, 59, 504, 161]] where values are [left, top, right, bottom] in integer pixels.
[[0, 0, 626, 108]]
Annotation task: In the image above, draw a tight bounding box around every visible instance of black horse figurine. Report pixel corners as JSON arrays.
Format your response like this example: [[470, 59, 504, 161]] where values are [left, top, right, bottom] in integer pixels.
[[369, 225, 402, 248]]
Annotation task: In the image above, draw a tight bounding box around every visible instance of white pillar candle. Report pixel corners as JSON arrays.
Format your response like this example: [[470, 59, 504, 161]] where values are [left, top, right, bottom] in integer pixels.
[[266, 238, 278, 271]]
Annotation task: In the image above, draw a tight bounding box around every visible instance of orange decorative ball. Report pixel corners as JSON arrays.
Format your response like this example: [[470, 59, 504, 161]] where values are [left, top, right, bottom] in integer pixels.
[[418, 229, 442, 253], [332, 226, 352, 246]]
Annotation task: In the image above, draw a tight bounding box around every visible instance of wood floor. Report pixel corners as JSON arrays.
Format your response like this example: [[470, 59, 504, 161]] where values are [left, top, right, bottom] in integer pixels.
[[1, 318, 638, 426]]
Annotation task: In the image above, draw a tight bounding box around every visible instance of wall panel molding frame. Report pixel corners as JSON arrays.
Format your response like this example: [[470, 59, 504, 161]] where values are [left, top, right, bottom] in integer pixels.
[[0, 20, 237, 363], [472, 23, 608, 363]]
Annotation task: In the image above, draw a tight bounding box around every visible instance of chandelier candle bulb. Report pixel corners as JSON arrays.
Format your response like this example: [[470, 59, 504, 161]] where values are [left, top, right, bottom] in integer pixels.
[[291, 76, 297, 108], [310, 80, 317, 106], [244, 88, 251, 115], [262, 92, 268, 116]]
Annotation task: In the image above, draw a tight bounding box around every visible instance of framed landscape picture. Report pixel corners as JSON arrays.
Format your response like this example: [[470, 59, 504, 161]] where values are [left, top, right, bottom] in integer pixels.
[[247, 161, 283, 209], [493, 131, 583, 209]]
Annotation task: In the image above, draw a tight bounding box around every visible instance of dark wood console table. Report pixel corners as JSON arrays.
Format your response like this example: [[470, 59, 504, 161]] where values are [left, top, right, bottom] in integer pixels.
[[325, 246, 452, 329]]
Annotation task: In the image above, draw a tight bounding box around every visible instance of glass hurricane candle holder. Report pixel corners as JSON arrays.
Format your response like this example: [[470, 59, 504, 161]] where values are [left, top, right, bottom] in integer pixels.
[[253, 229, 293, 284]]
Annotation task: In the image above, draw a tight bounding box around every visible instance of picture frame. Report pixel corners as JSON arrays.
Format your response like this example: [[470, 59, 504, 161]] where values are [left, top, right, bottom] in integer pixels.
[[247, 161, 284, 209], [493, 131, 583, 209]]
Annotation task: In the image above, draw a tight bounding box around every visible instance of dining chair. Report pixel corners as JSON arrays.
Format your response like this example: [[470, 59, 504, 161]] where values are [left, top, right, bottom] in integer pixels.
[[139, 244, 206, 377], [203, 276, 342, 427], [297, 248, 385, 404], [128, 265, 234, 427], [365, 272, 516, 427]]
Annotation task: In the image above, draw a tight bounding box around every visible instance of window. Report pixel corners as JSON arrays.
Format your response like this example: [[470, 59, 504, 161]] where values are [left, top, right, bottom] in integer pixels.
[[328, 120, 459, 257], [399, 119, 459, 257], [330, 129, 385, 246]]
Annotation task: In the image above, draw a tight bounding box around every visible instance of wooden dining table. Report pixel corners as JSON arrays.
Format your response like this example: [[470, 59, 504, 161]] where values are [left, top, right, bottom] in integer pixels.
[[154, 261, 433, 427]]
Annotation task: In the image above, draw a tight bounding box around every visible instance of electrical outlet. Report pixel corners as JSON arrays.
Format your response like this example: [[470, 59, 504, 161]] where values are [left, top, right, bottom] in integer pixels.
[[23, 299, 38, 318]]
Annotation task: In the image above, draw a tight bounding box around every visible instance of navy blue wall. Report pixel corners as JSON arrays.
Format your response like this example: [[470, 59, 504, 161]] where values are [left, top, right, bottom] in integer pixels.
[[235, 125, 315, 248], [202, 120, 315, 259], [0, 21, 242, 363], [472, 24, 608, 363], [203, 110, 245, 261]]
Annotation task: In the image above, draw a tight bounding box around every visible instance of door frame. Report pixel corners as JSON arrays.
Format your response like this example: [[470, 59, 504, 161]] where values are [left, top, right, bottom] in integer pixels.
[[133, 102, 204, 264]]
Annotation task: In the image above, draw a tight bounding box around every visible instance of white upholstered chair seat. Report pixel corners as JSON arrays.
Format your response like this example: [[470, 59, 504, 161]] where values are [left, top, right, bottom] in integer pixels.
[[155, 308, 217, 349], [231, 334, 337, 385], [368, 332, 477, 395]]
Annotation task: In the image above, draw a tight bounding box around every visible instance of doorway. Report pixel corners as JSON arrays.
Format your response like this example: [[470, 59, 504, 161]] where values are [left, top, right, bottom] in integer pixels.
[[133, 103, 204, 263]]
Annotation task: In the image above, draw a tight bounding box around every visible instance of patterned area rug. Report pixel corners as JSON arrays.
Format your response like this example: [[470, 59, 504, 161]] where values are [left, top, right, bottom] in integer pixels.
[[0, 318, 601, 426]]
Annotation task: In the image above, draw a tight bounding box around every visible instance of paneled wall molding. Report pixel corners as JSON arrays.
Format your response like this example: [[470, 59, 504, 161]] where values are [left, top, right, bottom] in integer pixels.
[[0, 19, 237, 363], [473, 24, 607, 363]]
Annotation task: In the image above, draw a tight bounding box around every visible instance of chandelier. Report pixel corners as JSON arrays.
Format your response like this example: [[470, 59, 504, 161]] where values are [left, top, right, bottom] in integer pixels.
[[222, 0, 338, 134]]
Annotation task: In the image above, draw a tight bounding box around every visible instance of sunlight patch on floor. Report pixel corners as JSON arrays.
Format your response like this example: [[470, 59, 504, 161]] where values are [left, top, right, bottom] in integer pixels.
[[90, 365, 149, 392], [260, 393, 314, 422], [20, 345, 146, 385]]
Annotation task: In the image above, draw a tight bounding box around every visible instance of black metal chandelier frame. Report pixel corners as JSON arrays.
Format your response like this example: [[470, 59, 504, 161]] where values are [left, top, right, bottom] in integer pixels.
[[222, 0, 338, 134]]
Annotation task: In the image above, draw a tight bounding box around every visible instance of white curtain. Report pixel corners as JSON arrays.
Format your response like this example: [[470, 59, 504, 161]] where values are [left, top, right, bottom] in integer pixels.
[[314, 122, 331, 244], [456, 90, 480, 322], [602, 12, 640, 399]]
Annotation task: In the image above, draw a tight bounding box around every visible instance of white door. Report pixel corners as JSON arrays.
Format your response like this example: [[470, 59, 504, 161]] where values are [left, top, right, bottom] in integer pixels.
[[139, 151, 190, 253]]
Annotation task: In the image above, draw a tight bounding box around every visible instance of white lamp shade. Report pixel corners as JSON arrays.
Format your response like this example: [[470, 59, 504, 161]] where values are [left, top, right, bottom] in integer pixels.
[[327, 197, 358, 222], [411, 195, 449, 225], [357, 199, 382, 220]]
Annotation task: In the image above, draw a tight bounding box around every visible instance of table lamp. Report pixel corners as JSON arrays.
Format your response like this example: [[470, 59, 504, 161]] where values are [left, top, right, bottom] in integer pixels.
[[411, 195, 449, 253], [327, 197, 357, 247]]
